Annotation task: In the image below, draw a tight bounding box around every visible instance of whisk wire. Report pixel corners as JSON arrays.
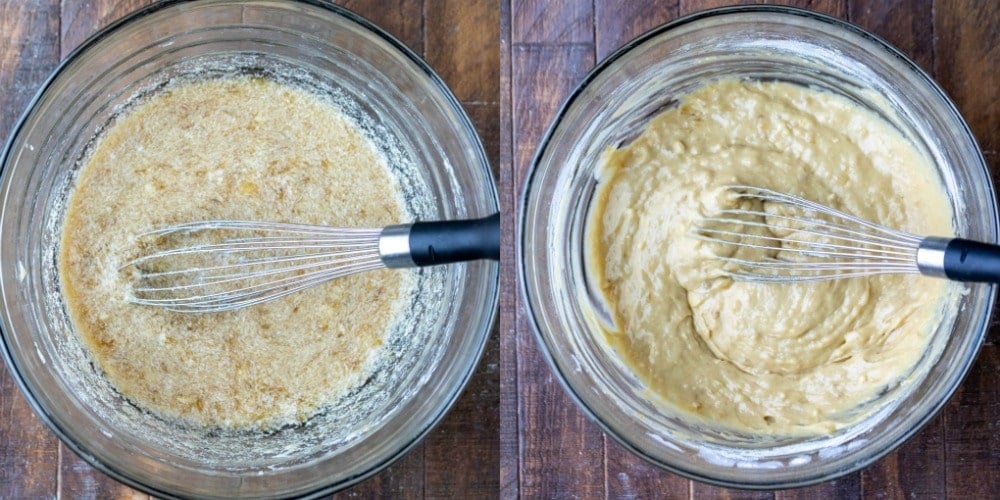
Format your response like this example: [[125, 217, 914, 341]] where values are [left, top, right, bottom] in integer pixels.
[[694, 186, 925, 282], [135, 247, 381, 281], [126, 221, 387, 313], [704, 209, 922, 249], [694, 225, 917, 262], [131, 259, 385, 310], [140, 220, 382, 237], [123, 213, 501, 313], [133, 253, 382, 295], [727, 188, 924, 243], [128, 232, 382, 264], [131, 259, 385, 311]]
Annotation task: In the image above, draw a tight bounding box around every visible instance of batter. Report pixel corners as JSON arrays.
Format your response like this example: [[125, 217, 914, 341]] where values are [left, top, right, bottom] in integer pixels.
[[587, 79, 954, 434], [60, 78, 413, 430]]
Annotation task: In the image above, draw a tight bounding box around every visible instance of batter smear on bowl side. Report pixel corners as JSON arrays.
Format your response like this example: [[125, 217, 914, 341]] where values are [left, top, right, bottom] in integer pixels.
[[59, 78, 414, 430], [586, 79, 956, 435]]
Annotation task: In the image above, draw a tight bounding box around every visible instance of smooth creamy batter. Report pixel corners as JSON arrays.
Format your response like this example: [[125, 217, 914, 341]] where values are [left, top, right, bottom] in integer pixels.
[[587, 79, 954, 434], [60, 78, 412, 430]]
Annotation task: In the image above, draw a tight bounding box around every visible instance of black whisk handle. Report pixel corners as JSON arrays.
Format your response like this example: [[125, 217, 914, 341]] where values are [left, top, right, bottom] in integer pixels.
[[938, 238, 1000, 283], [409, 213, 500, 266]]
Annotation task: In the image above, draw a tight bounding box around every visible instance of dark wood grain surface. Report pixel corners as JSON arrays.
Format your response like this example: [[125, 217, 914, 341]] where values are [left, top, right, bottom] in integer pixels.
[[0, 1, 498, 498], [3, 0, 999, 498], [503, 0, 1000, 499]]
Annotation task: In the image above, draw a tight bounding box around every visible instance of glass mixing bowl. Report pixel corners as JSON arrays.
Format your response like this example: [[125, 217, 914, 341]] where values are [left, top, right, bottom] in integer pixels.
[[0, 1, 498, 497], [519, 6, 996, 489]]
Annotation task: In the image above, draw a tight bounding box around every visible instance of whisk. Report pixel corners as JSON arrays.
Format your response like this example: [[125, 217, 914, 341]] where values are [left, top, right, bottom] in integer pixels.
[[124, 213, 499, 313], [692, 186, 1000, 283]]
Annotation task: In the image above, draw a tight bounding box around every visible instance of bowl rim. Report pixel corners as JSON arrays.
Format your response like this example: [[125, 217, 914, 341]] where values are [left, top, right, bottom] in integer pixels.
[[0, 0, 499, 497], [517, 4, 997, 489]]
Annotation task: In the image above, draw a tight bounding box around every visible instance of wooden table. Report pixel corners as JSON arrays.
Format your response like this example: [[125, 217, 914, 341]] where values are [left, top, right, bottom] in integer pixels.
[[2, 0, 998, 498], [501, 0, 1000, 498]]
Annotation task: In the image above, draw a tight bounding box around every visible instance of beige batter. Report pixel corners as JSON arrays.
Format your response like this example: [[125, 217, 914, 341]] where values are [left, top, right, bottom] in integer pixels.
[[587, 79, 955, 435], [60, 78, 412, 430]]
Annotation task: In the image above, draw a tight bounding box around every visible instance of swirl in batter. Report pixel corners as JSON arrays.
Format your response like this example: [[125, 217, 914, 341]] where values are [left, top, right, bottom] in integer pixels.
[[587, 79, 955, 434]]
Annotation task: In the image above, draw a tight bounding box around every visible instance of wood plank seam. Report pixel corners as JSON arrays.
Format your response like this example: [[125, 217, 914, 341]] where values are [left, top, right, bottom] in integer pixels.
[[56, 441, 61, 500], [930, 0, 937, 80], [509, 41, 595, 49], [499, 0, 520, 497]]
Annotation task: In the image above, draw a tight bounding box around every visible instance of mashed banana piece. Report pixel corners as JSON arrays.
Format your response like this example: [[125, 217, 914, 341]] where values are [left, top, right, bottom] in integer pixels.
[[60, 78, 412, 430], [587, 79, 954, 434]]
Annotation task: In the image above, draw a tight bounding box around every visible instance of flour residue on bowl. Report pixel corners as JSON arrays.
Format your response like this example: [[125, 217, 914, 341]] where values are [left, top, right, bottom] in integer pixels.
[[59, 77, 415, 430]]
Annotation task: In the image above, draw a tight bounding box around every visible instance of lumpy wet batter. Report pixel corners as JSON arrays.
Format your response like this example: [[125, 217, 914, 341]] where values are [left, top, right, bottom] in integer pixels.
[[587, 79, 955, 434], [60, 78, 412, 430]]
